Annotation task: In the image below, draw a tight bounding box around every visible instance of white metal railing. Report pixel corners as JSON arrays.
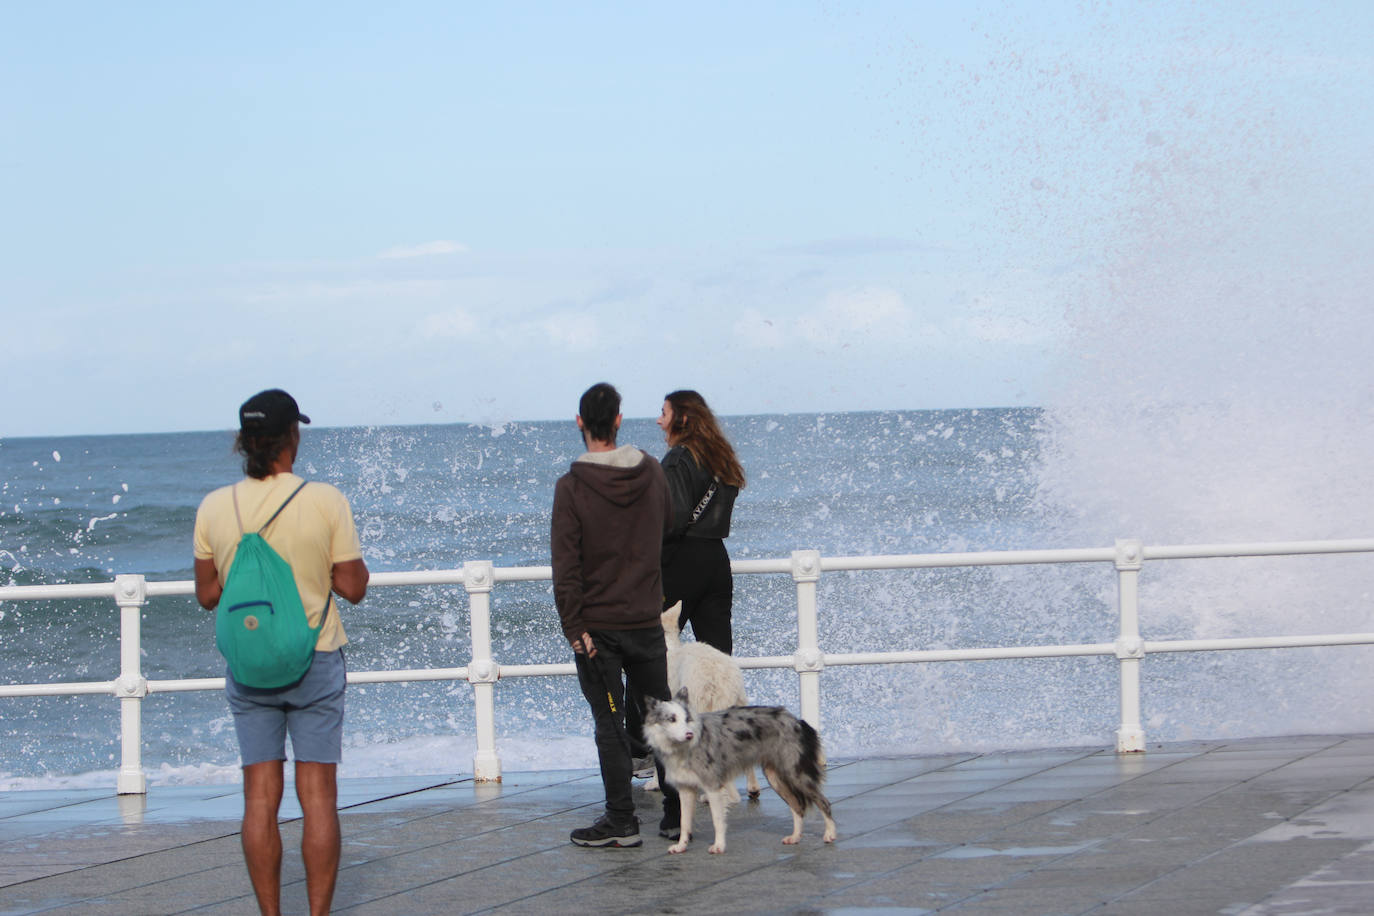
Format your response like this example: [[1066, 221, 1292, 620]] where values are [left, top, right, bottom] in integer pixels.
[[2, 538, 1374, 794]]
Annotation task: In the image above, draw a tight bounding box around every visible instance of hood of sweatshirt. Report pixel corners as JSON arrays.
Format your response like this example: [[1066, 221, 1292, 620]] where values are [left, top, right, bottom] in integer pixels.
[[569, 445, 654, 508]]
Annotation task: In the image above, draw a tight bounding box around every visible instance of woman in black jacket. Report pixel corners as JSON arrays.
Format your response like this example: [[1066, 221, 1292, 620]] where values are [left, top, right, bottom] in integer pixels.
[[656, 390, 745, 654]]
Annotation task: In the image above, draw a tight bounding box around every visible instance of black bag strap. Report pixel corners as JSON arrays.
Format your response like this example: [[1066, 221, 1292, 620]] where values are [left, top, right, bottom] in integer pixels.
[[687, 478, 719, 527]]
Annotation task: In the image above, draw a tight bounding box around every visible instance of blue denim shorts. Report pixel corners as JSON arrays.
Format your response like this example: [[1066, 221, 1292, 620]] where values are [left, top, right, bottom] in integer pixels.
[[225, 649, 346, 766]]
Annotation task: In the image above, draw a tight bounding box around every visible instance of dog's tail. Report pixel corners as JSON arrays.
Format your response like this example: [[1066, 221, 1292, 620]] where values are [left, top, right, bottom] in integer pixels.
[[799, 719, 827, 782]]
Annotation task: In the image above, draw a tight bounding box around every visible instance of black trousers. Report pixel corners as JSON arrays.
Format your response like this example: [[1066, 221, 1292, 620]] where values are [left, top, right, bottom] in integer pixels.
[[574, 626, 680, 826], [662, 537, 734, 654]]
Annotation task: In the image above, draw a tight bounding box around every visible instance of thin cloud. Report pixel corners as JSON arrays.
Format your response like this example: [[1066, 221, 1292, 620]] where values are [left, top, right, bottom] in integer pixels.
[[797, 287, 912, 343], [962, 313, 1053, 345], [420, 307, 479, 340], [379, 240, 469, 260], [540, 311, 600, 351]]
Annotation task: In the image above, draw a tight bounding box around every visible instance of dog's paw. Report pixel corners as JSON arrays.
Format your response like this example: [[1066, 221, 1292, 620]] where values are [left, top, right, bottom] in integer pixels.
[[823, 828, 837, 844], [781, 834, 801, 845], [708, 842, 725, 854], [668, 841, 689, 854], [747, 788, 761, 799]]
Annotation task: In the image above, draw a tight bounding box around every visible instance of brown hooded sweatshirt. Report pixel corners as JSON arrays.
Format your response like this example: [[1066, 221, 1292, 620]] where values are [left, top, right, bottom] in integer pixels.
[[550, 445, 672, 643]]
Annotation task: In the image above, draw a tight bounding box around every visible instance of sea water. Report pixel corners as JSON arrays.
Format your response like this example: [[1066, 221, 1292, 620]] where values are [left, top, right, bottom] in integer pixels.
[[2, 407, 1370, 790], [6, 6, 1374, 788]]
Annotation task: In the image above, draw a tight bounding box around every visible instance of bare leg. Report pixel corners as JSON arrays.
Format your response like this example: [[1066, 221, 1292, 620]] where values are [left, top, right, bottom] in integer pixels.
[[669, 787, 696, 854], [241, 760, 285, 916], [295, 761, 340, 916]]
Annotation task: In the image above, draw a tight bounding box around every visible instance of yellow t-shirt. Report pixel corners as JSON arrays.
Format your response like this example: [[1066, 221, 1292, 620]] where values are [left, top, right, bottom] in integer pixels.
[[193, 472, 363, 652]]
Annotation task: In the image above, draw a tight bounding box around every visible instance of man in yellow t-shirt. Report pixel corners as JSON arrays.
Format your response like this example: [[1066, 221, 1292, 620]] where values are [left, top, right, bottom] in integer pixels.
[[193, 388, 368, 916]]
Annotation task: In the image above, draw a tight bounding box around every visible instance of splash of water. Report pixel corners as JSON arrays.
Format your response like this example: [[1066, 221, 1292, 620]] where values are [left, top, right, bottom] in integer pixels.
[[1016, 4, 1374, 738]]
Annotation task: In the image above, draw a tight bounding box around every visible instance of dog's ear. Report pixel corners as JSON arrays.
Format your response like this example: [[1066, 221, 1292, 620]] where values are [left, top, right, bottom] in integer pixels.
[[660, 601, 682, 628], [645, 695, 660, 712], [674, 685, 690, 705]]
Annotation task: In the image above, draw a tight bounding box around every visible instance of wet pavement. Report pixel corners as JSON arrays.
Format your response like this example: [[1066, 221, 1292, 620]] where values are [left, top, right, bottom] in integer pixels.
[[1, 733, 1372, 914]]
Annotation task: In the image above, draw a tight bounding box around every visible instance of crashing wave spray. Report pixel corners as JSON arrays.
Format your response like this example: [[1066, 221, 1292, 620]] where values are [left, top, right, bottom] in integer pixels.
[[1024, 4, 1374, 739]]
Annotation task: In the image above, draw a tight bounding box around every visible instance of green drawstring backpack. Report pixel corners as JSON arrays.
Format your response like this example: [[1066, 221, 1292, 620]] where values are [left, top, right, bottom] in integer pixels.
[[215, 481, 329, 688]]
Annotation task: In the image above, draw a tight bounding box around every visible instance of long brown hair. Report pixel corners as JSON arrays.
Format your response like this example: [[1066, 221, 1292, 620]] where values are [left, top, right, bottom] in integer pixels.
[[234, 428, 296, 480], [664, 390, 745, 488]]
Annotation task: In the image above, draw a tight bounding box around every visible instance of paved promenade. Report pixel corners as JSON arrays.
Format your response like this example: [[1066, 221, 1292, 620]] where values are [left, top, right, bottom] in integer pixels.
[[2, 733, 1372, 915]]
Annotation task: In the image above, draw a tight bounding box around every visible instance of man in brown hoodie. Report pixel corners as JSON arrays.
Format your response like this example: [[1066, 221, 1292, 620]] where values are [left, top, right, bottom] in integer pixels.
[[551, 382, 681, 847]]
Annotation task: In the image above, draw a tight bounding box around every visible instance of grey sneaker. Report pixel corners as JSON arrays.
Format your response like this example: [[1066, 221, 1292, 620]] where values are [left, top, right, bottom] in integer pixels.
[[570, 815, 642, 848], [632, 756, 656, 779]]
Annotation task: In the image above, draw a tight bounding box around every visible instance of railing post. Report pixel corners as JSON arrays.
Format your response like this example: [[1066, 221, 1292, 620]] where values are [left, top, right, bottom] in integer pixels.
[[790, 550, 824, 729], [113, 575, 148, 794], [1114, 539, 1146, 753], [463, 561, 502, 782]]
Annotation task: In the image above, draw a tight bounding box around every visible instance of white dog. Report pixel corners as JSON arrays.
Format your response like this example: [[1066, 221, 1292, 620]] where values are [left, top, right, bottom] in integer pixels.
[[646, 602, 759, 800]]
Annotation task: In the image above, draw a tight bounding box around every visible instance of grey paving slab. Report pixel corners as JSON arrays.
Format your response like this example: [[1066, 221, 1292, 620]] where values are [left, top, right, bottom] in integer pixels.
[[1237, 841, 1374, 916], [2, 735, 1374, 914]]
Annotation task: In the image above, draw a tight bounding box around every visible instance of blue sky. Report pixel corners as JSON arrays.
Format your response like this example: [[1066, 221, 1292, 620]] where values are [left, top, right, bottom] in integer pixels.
[[2, 1, 1370, 436]]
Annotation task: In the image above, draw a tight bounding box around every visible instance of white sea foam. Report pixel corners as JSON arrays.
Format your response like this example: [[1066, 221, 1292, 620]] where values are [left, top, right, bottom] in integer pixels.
[[1022, 11, 1374, 742], [0, 736, 597, 794], [341, 734, 596, 779]]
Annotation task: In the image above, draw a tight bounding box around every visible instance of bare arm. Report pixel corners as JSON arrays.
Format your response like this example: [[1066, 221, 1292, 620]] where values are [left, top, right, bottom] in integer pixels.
[[331, 558, 369, 604], [194, 557, 222, 610]]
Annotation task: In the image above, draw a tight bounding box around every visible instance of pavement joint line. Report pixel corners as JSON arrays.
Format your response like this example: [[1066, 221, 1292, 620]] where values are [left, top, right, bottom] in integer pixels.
[[172, 798, 633, 916], [328, 803, 643, 913], [329, 801, 606, 881], [458, 812, 843, 916], [0, 776, 577, 913], [6, 735, 1374, 914], [318, 787, 699, 913], [335, 791, 634, 851], [1013, 735, 1370, 913], [809, 737, 1369, 912], [806, 763, 1130, 910], [4, 833, 248, 916], [335, 777, 476, 813], [332, 778, 860, 913], [605, 748, 1119, 913]]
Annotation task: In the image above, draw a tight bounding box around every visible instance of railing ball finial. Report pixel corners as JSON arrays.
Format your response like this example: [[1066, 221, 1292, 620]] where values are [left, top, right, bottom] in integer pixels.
[[462, 560, 494, 594], [790, 549, 822, 583], [114, 574, 148, 606], [1114, 539, 1144, 572], [467, 659, 499, 684]]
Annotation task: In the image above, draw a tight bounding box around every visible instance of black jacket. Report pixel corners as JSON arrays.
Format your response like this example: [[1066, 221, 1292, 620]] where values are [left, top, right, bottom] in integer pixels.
[[662, 445, 738, 542]]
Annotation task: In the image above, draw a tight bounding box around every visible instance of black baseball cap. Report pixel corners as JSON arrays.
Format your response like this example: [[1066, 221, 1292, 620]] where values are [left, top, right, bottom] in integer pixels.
[[239, 389, 311, 436]]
